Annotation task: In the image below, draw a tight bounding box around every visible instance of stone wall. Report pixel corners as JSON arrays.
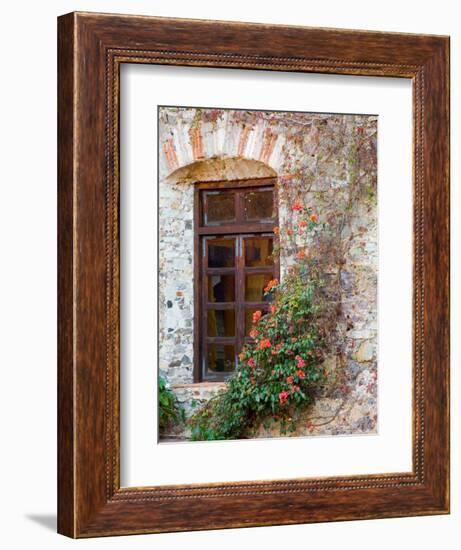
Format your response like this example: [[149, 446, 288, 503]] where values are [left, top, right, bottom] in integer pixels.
[[158, 107, 377, 440]]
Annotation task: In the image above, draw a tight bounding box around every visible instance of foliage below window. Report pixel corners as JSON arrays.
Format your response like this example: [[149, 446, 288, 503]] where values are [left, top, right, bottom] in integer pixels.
[[158, 376, 185, 430], [189, 203, 327, 440]]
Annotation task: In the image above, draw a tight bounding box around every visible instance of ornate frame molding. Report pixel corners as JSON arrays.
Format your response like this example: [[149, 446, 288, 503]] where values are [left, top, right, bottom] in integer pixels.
[[58, 12, 449, 537]]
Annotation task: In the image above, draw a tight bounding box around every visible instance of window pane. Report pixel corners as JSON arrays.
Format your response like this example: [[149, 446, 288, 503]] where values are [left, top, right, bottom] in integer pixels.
[[208, 274, 235, 302], [245, 308, 268, 335], [207, 310, 235, 337], [244, 189, 274, 221], [245, 273, 274, 302], [207, 344, 235, 372], [208, 238, 235, 267], [204, 192, 235, 224], [245, 237, 273, 267]]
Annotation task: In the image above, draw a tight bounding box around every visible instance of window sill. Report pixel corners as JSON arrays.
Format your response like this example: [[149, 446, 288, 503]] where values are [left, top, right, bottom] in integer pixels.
[[172, 382, 227, 390]]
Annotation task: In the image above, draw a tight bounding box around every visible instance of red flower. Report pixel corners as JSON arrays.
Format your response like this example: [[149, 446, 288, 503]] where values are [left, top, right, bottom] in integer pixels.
[[264, 278, 279, 293], [291, 385, 300, 393], [299, 219, 308, 228], [286, 376, 294, 384], [250, 377, 257, 386], [247, 357, 256, 368], [249, 328, 259, 339], [297, 369, 305, 379], [296, 250, 305, 259], [271, 369, 276, 375], [286, 228, 294, 236], [295, 355, 306, 369], [279, 390, 290, 406], [310, 213, 318, 223], [273, 226, 280, 235], [270, 304, 277, 314], [292, 201, 303, 212], [252, 310, 262, 323], [258, 338, 272, 350]]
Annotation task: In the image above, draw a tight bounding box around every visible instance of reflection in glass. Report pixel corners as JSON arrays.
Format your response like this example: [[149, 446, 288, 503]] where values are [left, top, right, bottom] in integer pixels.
[[244, 189, 274, 221], [245, 273, 274, 302], [208, 239, 235, 268], [207, 344, 235, 372], [245, 237, 273, 267], [204, 192, 235, 224], [208, 274, 235, 302], [207, 310, 235, 337]]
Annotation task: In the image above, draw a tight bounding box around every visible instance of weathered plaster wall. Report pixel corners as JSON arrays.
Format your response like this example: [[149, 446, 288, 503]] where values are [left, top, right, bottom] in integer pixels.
[[158, 107, 377, 439]]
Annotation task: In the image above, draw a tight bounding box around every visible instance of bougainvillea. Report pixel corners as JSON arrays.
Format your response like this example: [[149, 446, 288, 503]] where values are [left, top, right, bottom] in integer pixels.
[[189, 203, 327, 440]]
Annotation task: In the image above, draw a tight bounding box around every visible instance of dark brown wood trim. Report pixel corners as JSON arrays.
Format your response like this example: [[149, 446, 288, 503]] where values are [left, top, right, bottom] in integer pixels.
[[57, 11, 450, 538], [57, 12, 76, 538], [198, 223, 275, 235], [197, 177, 277, 190]]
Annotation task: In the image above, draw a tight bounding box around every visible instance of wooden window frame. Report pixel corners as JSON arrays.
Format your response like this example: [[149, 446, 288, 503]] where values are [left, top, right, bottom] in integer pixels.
[[193, 178, 279, 382]]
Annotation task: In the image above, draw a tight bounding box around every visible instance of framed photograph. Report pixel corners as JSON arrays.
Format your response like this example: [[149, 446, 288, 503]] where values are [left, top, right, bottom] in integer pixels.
[[58, 12, 450, 537]]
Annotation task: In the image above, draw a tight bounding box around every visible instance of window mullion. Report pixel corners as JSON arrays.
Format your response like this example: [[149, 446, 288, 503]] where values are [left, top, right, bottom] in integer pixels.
[[236, 234, 245, 363]]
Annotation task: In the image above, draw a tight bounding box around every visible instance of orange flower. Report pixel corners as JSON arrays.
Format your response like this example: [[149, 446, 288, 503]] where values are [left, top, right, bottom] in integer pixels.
[[310, 213, 318, 223], [273, 226, 280, 235], [296, 250, 305, 259], [270, 304, 277, 314], [297, 369, 305, 379], [264, 278, 279, 293], [292, 201, 303, 212], [249, 328, 259, 339], [299, 219, 308, 228], [238, 352, 245, 361], [286, 228, 294, 236], [286, 376, 294, 384], [250, 376, 257, 386], [252, 310, 262, 323], [258, 338, 271, 350]]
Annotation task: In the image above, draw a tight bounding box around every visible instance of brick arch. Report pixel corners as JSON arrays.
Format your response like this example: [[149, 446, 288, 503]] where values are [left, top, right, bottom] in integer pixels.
[[159, 109, 286, 181]]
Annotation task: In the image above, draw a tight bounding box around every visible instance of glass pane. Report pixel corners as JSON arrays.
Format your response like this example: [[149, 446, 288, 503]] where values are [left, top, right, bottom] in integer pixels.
[[245, 237, 273, 267], [245, 308, 267, 335], [208, 238, 235, 268], [204, 192, 235, 224], [245, 273, 274, 302], [244, 189, 274, 221], [208, 274, 235, 302], [207, 344, 235, 373], [207, 310, 235, 337]]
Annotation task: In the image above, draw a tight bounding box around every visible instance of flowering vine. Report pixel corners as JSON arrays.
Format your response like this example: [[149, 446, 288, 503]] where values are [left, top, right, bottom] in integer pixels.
[[189, 202, 327, 440]]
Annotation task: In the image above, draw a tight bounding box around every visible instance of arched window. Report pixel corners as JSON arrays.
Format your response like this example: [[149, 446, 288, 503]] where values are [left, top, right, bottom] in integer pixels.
[[194, 178, 279, 381]]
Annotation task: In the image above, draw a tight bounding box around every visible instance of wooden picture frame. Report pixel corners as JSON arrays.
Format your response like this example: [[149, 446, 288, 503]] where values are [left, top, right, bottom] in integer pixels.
[[57, 12, 450, 538]]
